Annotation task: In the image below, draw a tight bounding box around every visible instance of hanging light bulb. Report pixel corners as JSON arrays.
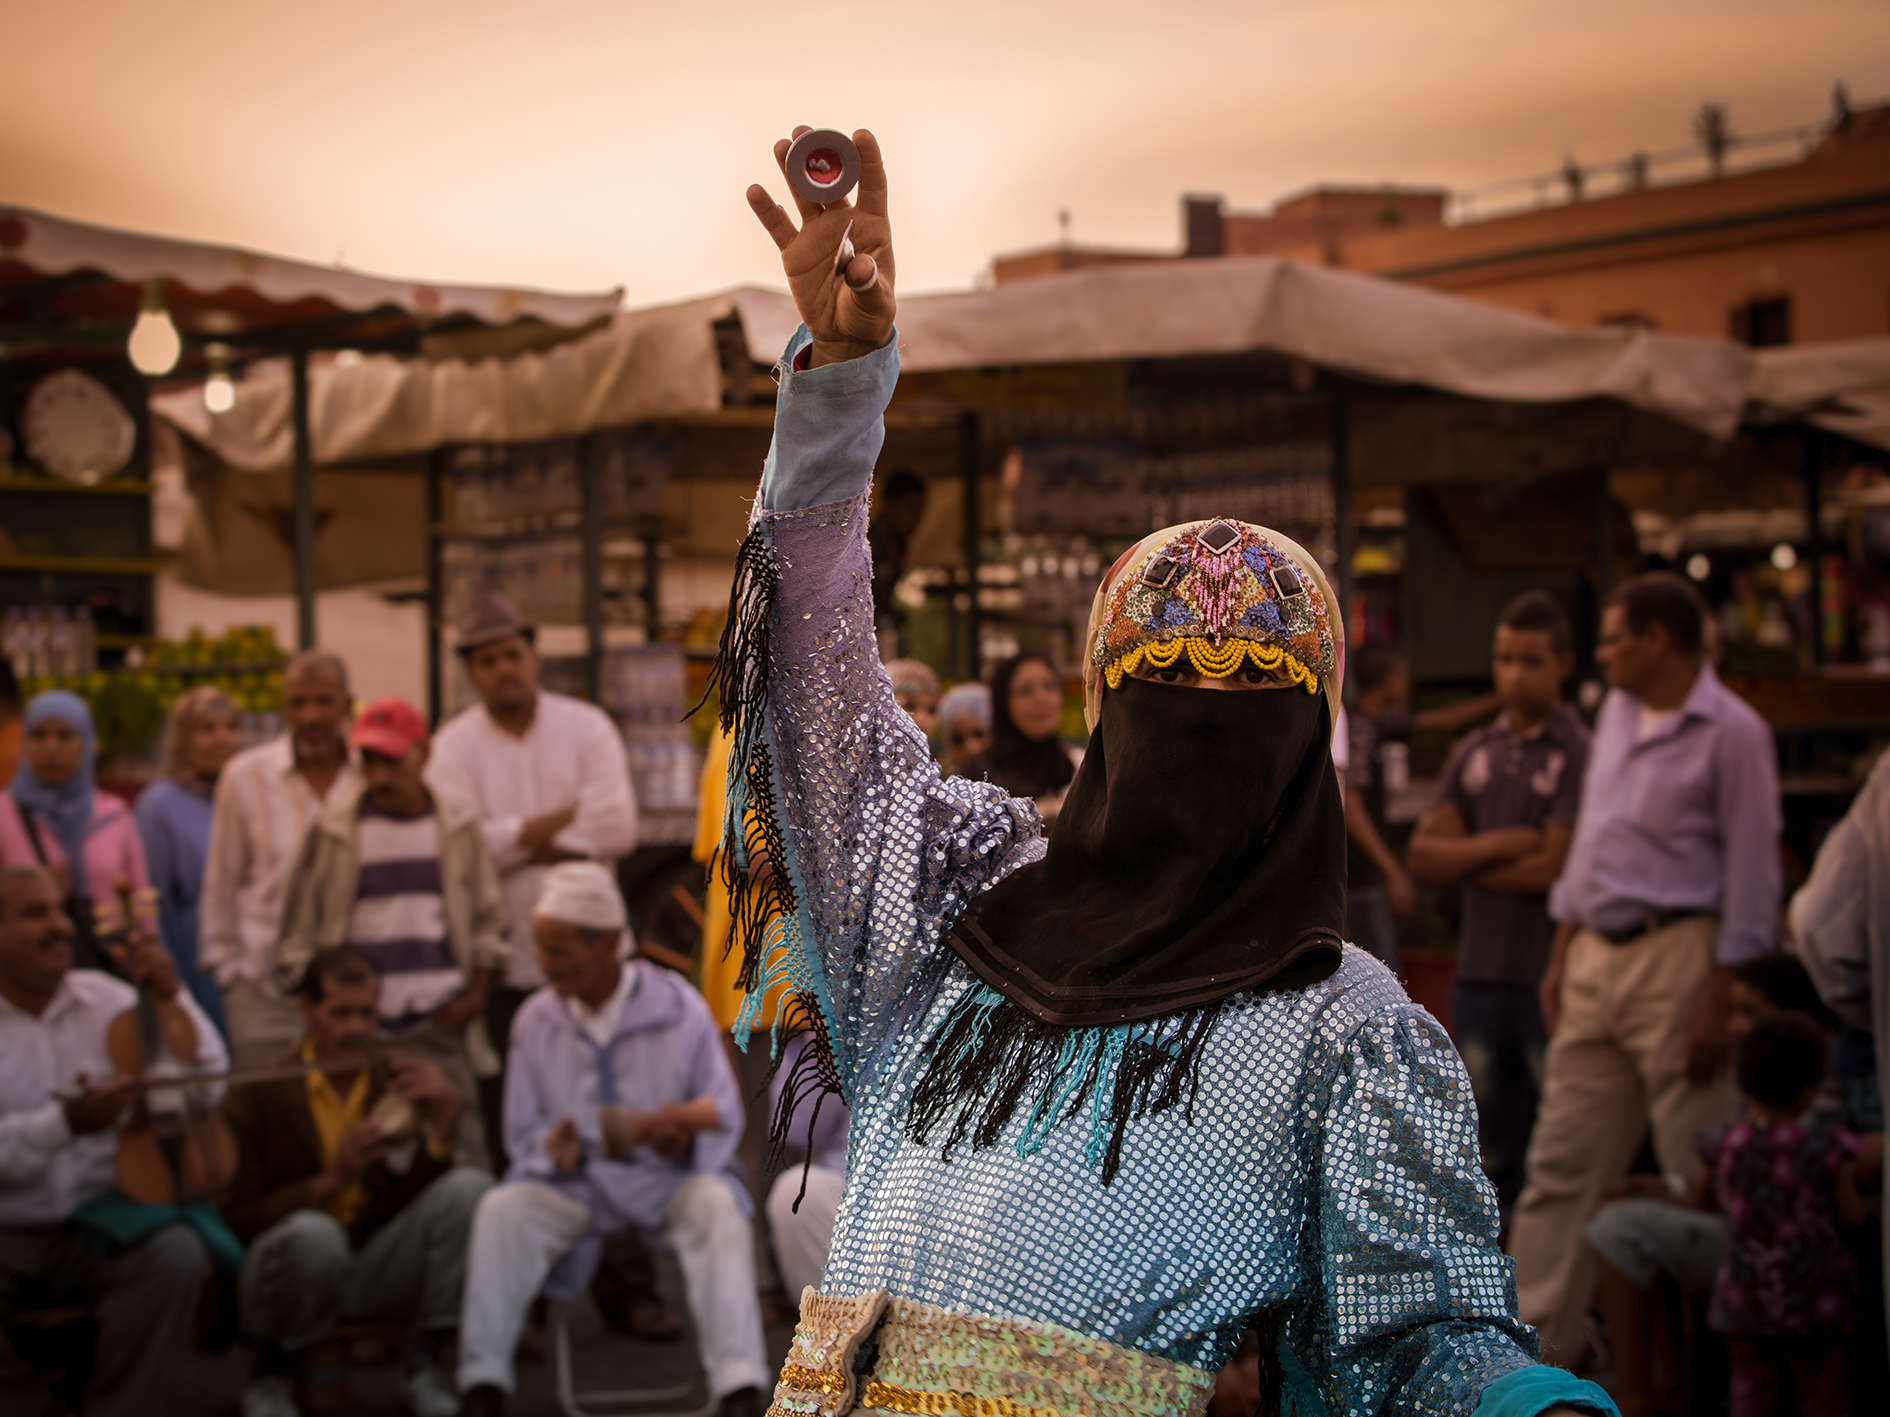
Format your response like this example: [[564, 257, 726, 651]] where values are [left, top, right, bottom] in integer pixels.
[[202, 342, 236, 414], [127, 279, 181, 376]]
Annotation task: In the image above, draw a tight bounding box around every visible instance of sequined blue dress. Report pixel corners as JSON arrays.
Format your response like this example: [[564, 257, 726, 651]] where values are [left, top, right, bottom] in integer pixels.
[[737, 327, 1614, 1417]]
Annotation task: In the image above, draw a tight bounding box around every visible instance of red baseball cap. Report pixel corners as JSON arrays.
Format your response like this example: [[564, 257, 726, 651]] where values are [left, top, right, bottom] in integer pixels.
[[352, 698, 428, 759]]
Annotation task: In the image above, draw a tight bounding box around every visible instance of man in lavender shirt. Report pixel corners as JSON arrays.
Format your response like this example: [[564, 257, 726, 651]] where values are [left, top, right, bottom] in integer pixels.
[[1509, 572, 1781, 1365]]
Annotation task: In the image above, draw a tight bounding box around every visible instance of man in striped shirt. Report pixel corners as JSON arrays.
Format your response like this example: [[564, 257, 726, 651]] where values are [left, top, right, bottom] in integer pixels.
[[278, 699, 508, 1167]]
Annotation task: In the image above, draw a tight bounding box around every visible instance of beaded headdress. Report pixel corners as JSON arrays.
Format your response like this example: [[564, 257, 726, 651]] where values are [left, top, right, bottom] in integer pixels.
[[1081, 518, 1345, 733]]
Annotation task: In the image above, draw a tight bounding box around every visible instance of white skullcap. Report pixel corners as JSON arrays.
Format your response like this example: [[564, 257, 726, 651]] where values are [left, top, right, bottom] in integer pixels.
[[532, 861, 627, 933]]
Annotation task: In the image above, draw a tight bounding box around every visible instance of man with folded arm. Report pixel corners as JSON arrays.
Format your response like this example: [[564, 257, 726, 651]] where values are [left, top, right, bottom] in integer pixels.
[[1510, 571, 1781, 1365]]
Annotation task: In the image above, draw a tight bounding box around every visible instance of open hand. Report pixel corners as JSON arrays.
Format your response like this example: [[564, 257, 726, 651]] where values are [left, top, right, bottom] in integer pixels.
[[747, 127, 895, 367]]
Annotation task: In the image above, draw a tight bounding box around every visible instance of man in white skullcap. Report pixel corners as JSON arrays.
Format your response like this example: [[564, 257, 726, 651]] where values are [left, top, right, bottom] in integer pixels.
[[456, 863, 768, 1417]]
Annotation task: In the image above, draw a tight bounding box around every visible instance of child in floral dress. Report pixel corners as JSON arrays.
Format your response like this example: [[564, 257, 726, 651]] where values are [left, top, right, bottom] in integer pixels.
[[1698, 1011, 1875, 1417]]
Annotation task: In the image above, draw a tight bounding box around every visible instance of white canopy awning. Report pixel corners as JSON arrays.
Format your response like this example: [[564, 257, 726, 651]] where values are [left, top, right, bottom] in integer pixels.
[[737, 257, 1752, 439], [1, 201, 621, 332], [156, 256, 1784, 470], [152, 294, 731, 470], [1749, 337, 1890, 453]]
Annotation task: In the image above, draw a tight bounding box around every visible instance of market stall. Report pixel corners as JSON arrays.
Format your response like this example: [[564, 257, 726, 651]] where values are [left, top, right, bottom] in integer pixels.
[[0, 200, 617, 771]]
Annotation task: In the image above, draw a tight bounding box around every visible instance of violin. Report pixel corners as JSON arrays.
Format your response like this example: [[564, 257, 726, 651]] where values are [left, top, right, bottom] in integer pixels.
[[98, 881, 240, 1206]]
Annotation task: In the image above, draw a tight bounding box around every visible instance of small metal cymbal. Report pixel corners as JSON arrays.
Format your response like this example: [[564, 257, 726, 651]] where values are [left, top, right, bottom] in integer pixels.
[[786, 129, 861, 206]]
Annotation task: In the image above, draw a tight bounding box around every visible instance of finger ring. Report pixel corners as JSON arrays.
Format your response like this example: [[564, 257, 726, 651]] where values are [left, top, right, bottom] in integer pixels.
[[787, 128, 861, 205], [833, 219, 856, 282]]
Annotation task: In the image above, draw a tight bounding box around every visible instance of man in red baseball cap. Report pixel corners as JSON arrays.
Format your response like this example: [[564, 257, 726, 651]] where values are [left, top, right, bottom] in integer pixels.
[[232, 695, 506, 1417], [275, 696, 509, 1166]]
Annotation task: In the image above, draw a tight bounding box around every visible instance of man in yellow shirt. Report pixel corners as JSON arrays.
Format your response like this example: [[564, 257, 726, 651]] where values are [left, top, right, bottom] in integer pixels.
[[219, 946, 491, 1417]]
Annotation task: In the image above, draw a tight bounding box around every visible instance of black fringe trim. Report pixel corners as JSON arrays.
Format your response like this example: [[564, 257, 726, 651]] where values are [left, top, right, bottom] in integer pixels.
[[689, 519, 849, 1208], [687, 519, 801, 997], [1255, 1307, 1284, 1417], [762, 993, 846, 1212], [905, 991, 1226, 1186]]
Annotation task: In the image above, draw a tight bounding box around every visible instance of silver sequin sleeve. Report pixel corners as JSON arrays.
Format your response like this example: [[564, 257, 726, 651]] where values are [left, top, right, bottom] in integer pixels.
[[752, 325, 1042, 1095], [1293, 993, 1537, 1413], [759, 488, 1043, 1093]]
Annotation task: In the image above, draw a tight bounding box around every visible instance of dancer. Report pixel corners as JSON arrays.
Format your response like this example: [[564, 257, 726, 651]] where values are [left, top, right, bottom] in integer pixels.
[[715, 128, 1611, 1417]]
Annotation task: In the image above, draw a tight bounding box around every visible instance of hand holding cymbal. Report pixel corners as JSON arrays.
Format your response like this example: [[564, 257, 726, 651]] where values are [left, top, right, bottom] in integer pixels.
[[747, 126, 895, 369]]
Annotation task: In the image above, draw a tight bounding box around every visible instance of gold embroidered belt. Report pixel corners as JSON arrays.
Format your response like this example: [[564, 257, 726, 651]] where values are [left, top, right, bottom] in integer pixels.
[[767, 1289, 1216, 1417]]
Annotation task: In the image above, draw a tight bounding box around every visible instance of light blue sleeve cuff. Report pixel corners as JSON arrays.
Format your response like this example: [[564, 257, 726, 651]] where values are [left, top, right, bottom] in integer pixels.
[[1475, 1365, 1620, 1417], [757, 323, 901, 512]]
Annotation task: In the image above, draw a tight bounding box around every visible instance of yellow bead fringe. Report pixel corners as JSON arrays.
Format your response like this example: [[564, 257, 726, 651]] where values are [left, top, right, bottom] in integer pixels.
[[1102, 638, 1318, 694]]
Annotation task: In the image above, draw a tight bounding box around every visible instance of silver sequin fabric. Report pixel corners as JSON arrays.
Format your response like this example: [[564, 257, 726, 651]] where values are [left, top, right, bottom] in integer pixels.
[[753, 491, 1539, 1416]]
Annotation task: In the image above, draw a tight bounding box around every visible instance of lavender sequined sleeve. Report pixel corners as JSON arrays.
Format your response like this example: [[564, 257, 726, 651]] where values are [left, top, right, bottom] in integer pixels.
[[735, 326, 1043, 1094]]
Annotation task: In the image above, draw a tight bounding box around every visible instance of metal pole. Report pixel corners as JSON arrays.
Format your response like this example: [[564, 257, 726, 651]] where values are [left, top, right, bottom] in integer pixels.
[[960, 413, 982, 680], [578, 437, 604, 703], [1594, 467, 1613, 600], [291, 349, 316, 650], [1806, 429, 1824, 667], [642, 531, 661, 641], [1329, 379, 1352, 621], [425, 448, 446, 726]]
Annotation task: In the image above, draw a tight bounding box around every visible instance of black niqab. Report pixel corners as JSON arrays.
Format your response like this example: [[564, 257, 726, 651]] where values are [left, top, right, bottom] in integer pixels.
[[946, 674, 1346, 1027]]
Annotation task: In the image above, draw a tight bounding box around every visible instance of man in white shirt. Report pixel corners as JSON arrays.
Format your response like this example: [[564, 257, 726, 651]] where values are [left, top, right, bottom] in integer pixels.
[[0, 863, 227, 1417], [426, 597, 638, 1158], [201, 651, 363, 1066]]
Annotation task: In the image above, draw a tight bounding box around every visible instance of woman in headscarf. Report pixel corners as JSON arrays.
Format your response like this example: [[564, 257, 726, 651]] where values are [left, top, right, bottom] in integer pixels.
[[0, 690, 154, 969], [974, 653, 1085, 828], [882, 658, 940, 739], [710, 130, 1610, 1417], [934, 681, 991, 778], [715, 128, 1611, 1417], [134, 686, 244, 1035]]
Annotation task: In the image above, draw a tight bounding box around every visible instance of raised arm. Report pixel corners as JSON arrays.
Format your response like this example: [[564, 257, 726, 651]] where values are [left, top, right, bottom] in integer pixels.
[[710, 131, 1041, 1094]]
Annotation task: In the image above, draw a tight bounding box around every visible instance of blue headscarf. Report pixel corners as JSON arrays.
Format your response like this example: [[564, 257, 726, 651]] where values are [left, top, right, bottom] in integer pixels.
[[11, 690, 99, 896]]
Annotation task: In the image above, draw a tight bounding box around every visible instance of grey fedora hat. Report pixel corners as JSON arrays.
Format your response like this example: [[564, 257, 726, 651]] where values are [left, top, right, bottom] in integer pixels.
[[454, 592, 534, 653]]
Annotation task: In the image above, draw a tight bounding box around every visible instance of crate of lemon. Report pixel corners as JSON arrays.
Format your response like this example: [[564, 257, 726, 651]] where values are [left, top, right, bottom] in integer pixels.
[[22, 626, 289, 762]]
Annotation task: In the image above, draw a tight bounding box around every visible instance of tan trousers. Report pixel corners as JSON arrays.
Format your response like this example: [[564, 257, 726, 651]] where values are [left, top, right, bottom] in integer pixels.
[[1509, 916, 1739, 1365], [222, 977, 306, 1068]]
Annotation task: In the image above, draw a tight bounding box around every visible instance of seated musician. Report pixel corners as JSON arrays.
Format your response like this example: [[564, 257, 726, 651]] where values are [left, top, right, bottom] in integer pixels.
[[276, 697, 507, 1169], [0, 862, 226, 1417], [219, 945, 491, 1417], [456, 862, 769, 1417]]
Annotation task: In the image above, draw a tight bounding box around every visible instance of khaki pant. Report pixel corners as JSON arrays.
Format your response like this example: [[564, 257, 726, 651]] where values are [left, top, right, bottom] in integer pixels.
[[222, 977, 306, 1068], [1509, 916, 1739, 1364], [239, 1167, 492, 1350]]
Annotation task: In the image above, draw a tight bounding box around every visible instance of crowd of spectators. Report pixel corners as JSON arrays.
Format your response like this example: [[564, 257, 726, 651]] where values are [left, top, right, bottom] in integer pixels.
[[0, 593, 769, 1417], [3, 564, 1888, 1417]]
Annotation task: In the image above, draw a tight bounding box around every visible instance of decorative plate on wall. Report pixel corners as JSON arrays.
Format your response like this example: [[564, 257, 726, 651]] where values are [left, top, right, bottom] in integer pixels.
[[21, 368, 137, 485]]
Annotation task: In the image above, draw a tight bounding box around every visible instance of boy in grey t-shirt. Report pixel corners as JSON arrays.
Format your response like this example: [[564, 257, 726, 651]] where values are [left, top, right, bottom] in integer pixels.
[[1409, 591, 1590, 1210]]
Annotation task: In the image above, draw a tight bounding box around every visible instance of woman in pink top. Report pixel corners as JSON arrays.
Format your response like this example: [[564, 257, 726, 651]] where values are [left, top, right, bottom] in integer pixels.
[[0, 689, 153, 970]]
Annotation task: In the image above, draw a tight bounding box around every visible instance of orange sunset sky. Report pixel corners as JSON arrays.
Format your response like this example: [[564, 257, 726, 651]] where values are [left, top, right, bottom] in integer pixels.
[[2, 0, 1886, 306]]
